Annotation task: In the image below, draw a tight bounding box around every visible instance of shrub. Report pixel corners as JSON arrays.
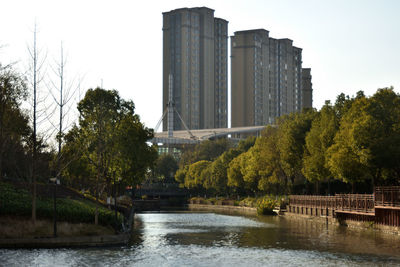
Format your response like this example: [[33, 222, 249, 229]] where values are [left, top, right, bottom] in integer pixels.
[[256, 196, 277, 215]]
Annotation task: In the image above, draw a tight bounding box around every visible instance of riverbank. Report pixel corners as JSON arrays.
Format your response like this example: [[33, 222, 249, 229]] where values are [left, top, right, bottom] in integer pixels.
[[0, 216, 115, 239], [188, 204, 257, 215], [188, 203, 400, 235], [0, 234, 129, 248], [0, 181, 130, 248], [0, 216, 130, 248]]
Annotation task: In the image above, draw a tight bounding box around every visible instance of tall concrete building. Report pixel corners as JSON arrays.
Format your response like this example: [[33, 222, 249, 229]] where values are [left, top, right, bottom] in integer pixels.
[[162, 7, 228, 131], [231, 29, 311, 127], [301, 68, 313, 108]]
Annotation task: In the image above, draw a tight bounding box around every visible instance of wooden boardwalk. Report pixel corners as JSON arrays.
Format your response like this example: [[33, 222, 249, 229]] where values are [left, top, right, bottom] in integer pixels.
[[288, 186, 400, 227]]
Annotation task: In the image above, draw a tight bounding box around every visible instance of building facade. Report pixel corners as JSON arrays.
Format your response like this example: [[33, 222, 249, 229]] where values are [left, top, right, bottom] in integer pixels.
[[162, 7, 228, 130], [231, 29, 312, 127], [301, 68, 313, 108]]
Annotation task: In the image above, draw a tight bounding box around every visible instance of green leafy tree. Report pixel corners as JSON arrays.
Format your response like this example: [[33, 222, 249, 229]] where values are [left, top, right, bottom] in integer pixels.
[[154, 154, 179, 182], [366, 88, 400, 183], [302, 102, 338, 193], [113, 109, 157, 187], [0, 65, 30, 180], [175, 165, 189, 187], [72, 88, 156, 223], [277, 109, 316, 188], [227, 154, 244, 190], [253, 126, 287, 194], [328, 88, 400, 189], [327, 96, 373, 190], [184, 160, 211, 189], [179, 138, 230, 167]]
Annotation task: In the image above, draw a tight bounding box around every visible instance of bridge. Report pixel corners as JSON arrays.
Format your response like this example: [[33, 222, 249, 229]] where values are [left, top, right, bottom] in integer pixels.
[[152, 75, 267, 145], [151, 125, 266, 145]]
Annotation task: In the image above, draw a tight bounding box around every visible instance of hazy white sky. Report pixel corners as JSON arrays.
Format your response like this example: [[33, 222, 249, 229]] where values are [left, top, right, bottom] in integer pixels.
[[1, 0, 400, 131]]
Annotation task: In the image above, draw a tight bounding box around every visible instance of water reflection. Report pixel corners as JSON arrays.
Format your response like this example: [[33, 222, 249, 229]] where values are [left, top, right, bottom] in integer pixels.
[[1, 212, 400, 266]]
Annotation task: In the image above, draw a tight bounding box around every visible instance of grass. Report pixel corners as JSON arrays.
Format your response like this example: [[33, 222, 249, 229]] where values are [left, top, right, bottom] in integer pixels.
[[0, 182, 123, 229]]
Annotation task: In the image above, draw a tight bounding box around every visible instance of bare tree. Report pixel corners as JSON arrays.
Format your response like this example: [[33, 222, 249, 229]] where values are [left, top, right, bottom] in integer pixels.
[[27, 22, 47, 224]]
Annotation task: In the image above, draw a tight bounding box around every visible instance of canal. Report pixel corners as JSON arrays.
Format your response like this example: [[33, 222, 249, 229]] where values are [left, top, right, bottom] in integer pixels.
[[1, 212, 400, 266]]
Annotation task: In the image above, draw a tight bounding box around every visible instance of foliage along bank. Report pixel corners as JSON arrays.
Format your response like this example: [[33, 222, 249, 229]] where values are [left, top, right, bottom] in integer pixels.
[[176, 87, 400, 196], [0, 182, 123, 228], [0, 62, 158, 224]]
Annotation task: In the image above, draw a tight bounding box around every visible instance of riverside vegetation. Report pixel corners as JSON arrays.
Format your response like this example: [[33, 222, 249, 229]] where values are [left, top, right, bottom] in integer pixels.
[[0, 182, 122, 237], [175, 88, 400, 201], [189, 196, 282, 215], [0, 62, 156, 231]]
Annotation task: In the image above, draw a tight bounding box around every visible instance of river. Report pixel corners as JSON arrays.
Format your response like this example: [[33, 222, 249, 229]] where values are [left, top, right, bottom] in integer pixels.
[[1, 212, 400, 266]]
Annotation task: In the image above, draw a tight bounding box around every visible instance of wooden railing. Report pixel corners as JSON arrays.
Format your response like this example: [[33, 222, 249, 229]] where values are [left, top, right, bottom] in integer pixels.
[[334, 194, 374, 213], [375, 186, 400, 207], [289, 194, 374, 214], [289, 195, 336, 209]]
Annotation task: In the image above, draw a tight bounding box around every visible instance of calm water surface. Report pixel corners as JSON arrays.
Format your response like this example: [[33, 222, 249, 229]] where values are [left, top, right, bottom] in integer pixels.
[[1, 212, 400, 266]]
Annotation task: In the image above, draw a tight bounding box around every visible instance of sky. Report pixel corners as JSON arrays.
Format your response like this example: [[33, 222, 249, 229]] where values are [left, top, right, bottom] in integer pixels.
[[1, 0, 400, 132]]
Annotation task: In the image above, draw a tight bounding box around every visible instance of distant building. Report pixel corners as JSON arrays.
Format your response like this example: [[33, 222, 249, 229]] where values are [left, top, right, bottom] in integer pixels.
[[231, 29, 312, 127], [162, 7, 228, 130], [301, 68, 313, 108]]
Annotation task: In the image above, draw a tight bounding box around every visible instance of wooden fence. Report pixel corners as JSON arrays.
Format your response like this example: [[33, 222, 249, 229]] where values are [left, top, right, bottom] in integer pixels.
[[375, 186, 400, 208], [334, 194, 375, 214], [288, 187, 400, 227], [289, 194, 374, 214]]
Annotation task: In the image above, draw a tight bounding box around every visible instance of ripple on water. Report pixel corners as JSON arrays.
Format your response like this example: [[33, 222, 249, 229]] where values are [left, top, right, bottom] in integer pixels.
[[1, 212, 400, 267]]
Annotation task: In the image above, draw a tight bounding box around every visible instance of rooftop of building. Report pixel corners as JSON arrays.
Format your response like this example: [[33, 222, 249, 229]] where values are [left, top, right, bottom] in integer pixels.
[[234, 29, 269, 35], [214, 17, 229, 23], [163, 6, 215, 15]]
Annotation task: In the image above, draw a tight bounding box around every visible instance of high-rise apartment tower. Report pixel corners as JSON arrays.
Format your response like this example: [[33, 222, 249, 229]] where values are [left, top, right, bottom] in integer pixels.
[[162, 7, 228, 130], [231, 29, 312, 127], [301, 68, 313, 108]]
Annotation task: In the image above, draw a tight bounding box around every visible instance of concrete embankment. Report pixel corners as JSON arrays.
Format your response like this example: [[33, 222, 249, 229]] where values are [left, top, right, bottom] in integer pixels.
[[188, 204, 257, 215], [0, 234, 130, 249], [284, 210, 400, 235]]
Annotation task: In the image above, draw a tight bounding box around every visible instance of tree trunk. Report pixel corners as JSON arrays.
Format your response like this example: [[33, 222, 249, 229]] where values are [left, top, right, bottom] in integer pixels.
[[95, 171, 99, 225]]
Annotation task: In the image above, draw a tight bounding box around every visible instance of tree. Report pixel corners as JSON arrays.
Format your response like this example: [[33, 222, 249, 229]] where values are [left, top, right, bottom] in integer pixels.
[[227, 153, 246, 193], [113, 109, 157, 187], [47, 42, 78, 183], [27, 22, 47, 224], [327, 96, 373, 189], [366, 88, 400, 184], [61, 125, 94, 190], [328, 88, 400, 189], [0, 64, 30, 180], [154, 154, 178, 182], [277, 109, 316, 189], [253, 126, 287, 194], [175, 165, 189, 187], [302, 102, 338, 193], [179, 138, 230, 167], [76, 88, 156, 224], [184, 160, 211, 189]]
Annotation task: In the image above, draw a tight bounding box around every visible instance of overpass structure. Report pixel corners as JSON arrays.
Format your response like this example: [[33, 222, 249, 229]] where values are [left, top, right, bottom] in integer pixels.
[[151, 125, 266, 145], [152, 75, 267, 145]]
